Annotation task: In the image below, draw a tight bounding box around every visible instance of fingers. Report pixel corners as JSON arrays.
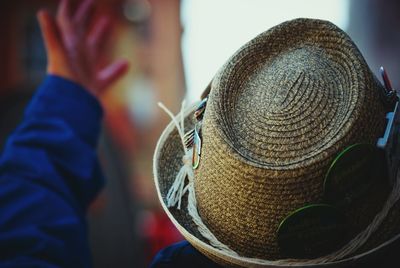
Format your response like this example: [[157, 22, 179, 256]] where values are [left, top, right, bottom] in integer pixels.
[[74, 0, 95, 27], [38, 9, 75, 79], [57, 0, 75, 49], [88, 17, 111, 59], [39, 0, 127, 95], [37, 10, 65, 66], [57, 0, 71, 22], [97, 60, 129, 92]]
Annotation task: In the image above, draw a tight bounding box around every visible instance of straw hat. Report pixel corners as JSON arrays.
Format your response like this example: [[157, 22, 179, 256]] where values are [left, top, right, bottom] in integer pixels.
[[153, 18, 400, 267]]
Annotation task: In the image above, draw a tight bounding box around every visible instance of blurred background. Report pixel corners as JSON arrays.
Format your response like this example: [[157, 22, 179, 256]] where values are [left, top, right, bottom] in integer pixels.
[[0, 0, 398, 267]]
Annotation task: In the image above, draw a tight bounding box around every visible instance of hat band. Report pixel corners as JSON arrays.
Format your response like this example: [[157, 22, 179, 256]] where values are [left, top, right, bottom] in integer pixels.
[[159, 101, 400, 265]]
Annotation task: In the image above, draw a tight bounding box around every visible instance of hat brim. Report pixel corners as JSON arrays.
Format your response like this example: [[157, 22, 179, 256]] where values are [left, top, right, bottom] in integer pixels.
[[153, 102, 400, 267]]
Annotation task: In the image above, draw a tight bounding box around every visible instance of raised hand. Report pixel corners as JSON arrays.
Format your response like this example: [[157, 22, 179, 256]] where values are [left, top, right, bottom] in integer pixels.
[[37, 0, 129, 97]]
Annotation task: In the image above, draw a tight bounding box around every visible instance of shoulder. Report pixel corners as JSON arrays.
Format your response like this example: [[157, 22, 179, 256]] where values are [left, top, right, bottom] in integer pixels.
[[150, 241, 222, 268]]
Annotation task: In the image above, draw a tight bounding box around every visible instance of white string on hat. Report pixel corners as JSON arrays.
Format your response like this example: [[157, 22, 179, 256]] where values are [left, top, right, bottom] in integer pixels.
[[158, 101, 239, 255], [158, 101, 192, 210], [158, 101, 400, 265]]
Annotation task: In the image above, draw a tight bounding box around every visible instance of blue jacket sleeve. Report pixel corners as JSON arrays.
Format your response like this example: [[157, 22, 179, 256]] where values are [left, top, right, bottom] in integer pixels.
[[0, 76, 104, 268]]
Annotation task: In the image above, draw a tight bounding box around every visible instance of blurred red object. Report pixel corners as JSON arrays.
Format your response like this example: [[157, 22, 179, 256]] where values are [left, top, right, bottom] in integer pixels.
[[139, 209, 183, 264]]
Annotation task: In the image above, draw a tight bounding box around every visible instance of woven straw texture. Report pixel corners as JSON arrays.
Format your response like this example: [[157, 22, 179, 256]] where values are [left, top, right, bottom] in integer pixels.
[[154, 18, 400, 267]]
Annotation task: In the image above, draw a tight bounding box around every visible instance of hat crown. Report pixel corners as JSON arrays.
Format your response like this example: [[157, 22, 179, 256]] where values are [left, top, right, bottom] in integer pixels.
[[208, 42, 360, 168], [258, 48, 315, 112], [194, 18, 388, 259]]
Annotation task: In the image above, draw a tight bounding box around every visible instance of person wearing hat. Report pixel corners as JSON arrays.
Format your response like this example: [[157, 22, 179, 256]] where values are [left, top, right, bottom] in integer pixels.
[[0, 0, 128, 266], [151, 18, 400, 267], [1, 0, 399, 266]]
